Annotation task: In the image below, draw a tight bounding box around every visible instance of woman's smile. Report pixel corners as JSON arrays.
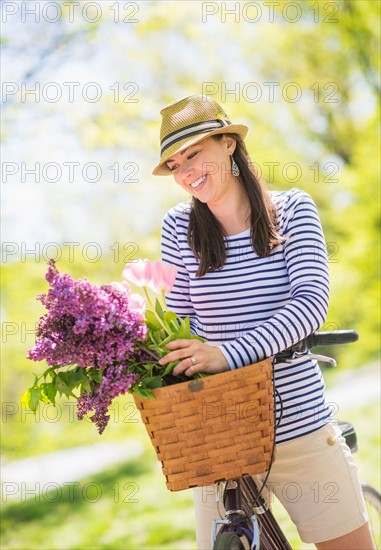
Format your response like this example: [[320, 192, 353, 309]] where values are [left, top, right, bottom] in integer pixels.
[[189, 174, 207, 190]]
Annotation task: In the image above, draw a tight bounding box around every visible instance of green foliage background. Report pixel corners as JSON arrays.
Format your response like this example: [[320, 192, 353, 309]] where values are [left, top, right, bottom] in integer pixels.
[[1, 1, 380, 548]]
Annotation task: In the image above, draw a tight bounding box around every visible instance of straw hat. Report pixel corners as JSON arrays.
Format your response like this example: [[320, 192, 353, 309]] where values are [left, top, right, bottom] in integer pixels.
[[152, 95, 249, 175]]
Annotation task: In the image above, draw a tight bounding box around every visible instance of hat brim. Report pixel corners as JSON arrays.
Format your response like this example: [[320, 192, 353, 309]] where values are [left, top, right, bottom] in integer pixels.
[[152, 123, 249, 176]]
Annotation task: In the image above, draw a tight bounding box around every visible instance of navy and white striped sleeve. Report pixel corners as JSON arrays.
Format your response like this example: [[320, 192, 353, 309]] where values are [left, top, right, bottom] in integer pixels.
[[161, 207, 198, 334], [219, 191, 330, 369]]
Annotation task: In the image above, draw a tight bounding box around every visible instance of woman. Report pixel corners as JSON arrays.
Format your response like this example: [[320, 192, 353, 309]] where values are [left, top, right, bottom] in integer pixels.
[[154, 95, 374, 549]]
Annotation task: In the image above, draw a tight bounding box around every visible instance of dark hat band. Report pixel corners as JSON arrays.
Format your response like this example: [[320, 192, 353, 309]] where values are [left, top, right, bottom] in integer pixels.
[[160, 119, 231, 155]]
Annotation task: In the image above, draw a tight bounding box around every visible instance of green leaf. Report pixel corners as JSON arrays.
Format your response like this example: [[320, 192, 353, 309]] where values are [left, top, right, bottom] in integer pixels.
[[40, 383, 51, 404], [163, 361, 177, 376], [155, 298, 165, 320], [54, 373, 72, 398], [87, 368, 104, 384], [134, 386, 154, 399], [45, 383, 57, 404], [190, 333, 205, 342], [28, 388, 41, 412], [145, 309, 162, 331], [164, 311, 178, 324], [177, 316, 191, 339], [80, 376, 92, 395], [66, 368, 86, 391], [144, 376, 163, 389], [42, 366, 56, 380], [169, 319, 181, 333], [57, 371, 69, 384]]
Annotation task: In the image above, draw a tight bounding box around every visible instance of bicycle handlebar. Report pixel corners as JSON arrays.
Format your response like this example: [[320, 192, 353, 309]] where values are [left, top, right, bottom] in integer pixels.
[[275, 330, 359, 362], [297, 330, 358, 351]]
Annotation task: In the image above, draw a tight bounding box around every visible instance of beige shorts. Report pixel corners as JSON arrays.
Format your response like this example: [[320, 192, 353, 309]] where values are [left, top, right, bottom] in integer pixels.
[[193, 422, 368, 548]]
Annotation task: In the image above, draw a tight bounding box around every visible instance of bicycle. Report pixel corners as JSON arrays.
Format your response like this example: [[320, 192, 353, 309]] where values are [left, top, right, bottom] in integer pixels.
[[211, 330, 381, 550]]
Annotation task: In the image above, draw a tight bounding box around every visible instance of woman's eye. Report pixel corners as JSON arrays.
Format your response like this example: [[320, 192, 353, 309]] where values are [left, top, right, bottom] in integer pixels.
[[168, 151, 197, 171]]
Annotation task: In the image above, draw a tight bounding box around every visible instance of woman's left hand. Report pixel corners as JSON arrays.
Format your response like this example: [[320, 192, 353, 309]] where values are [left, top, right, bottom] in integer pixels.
[[159, 339, 230, 376]]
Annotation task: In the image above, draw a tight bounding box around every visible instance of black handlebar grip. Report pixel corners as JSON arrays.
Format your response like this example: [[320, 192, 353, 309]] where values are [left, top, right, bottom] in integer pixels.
[[307, 330, 359, 348]]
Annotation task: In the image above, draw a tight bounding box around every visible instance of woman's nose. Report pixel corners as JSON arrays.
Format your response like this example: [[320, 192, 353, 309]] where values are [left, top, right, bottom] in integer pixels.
[[179, 160, 193, 182]]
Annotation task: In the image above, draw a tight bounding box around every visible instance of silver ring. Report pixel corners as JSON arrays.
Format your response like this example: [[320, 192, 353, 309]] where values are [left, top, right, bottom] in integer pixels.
[[190, 356, 197, 366]]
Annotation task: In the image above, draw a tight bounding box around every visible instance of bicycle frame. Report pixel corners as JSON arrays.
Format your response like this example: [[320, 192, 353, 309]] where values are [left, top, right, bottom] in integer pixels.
[[212, 477, 292, 550], [211, 479, 260, 550]]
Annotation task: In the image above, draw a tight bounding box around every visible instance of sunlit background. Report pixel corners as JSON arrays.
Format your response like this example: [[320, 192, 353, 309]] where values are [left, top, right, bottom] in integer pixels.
[[1, 1, 380, 548]]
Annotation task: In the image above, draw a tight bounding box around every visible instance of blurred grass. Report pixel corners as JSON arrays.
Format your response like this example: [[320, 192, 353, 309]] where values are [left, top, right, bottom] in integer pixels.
[[1, 393, 148, 462], [1, 400, 379, 550], [0, 451, 196, 550]]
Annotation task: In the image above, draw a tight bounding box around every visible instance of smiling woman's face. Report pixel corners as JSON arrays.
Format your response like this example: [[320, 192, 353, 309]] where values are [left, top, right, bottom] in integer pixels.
[[166, 135, 237, 205]]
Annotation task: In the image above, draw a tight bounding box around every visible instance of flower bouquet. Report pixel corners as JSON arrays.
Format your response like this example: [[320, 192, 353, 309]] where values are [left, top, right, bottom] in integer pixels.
[[24, 258, 204, 434]]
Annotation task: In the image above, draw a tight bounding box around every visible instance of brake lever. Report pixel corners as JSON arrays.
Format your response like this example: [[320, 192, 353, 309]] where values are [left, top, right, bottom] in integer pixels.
[[293, 352, 337, 367]]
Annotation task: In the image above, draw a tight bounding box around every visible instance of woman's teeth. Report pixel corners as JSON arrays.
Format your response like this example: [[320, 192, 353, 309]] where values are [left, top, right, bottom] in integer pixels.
[[190, 175, 206, 189]]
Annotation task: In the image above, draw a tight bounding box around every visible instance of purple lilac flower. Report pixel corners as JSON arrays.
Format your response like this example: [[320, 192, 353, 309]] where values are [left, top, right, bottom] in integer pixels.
[[77, 367, 140, 434], [27, 260, 148, 432], [28, 260, 147, 369]]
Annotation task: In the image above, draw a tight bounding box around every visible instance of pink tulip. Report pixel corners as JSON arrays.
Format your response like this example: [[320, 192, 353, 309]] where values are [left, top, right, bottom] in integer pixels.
[[122, 259, 152, 287], [147, 260, 177, 294]]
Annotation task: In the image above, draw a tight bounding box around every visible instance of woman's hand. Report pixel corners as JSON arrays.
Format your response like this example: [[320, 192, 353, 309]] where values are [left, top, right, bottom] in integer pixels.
[[159, 339, 230, 376]]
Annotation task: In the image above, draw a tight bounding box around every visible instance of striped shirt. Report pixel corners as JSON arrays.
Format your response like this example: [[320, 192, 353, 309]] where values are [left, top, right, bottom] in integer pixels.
[[161, 188, 332, 444]]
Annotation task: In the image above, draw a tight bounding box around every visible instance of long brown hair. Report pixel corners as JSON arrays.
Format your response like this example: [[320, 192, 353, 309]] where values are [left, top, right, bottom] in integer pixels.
[[187, 134, 285, 277]]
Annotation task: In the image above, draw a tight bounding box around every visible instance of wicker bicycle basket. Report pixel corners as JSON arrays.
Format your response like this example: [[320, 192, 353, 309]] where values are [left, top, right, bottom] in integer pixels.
[[133, 359, 275, 491]]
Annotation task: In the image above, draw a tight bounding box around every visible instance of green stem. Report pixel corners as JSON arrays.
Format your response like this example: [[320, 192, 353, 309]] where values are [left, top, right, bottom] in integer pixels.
[[158, 333, 174, 347], [143, 286, 168, 334], [136, 341, 160, 361], [143, 286, 154, 310], [160, 291, 167, 310]]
